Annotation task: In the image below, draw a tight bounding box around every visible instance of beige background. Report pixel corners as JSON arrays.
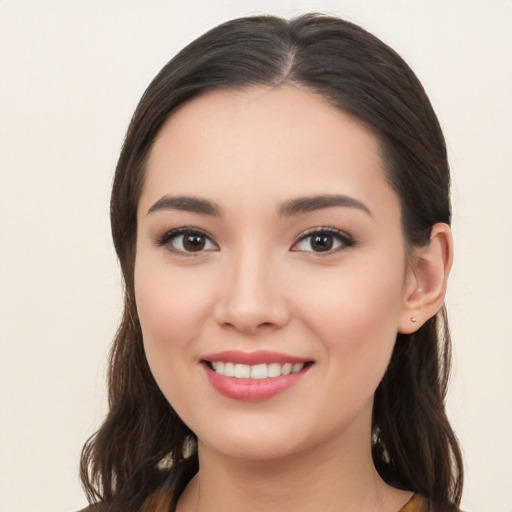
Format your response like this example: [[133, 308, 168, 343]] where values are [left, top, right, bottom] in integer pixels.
[[1, 1, 511, 511]]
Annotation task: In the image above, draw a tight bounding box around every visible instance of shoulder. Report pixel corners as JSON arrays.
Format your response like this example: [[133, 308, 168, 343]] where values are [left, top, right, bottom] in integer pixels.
[[399, 495, 462, 512], [398, 494, 464, 512], [399, 494, 430, 512]]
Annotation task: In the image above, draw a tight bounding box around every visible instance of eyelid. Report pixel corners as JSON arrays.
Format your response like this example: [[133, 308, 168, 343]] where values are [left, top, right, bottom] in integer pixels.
[[291, 226, 356, 254], [155, 227, 219, 255], [154, 225, 355, 256]]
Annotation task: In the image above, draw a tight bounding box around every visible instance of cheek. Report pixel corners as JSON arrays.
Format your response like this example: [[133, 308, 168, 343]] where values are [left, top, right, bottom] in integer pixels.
[[135, 256, 211, 346], [297, 253, 405, 333], [134, 261, 212, 423], [294, 253, 405, 387], [133, 255, 215, 407]]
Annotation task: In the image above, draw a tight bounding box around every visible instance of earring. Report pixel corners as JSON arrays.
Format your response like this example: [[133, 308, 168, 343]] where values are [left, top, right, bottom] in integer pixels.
[[411, 316, 417, 323]]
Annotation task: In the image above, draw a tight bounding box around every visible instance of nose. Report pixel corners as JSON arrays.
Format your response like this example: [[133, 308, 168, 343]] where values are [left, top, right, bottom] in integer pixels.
[[213, 248, 290, 334]]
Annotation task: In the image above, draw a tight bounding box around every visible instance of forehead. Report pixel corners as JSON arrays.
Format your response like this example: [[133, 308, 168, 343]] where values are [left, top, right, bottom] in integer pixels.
[[141, 85, 399, 221]]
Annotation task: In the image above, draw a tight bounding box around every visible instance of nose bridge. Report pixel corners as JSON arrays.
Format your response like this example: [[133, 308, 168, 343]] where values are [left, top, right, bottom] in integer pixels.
[[215, 242, 288, 332]]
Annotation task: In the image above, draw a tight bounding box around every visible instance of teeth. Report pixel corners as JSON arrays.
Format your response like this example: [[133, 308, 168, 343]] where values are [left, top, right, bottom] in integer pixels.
[[292, 363, 303, 374], [281, 363, 292, 375], [267, 362, 281, 378], [224, 362, 235, 377], [234, 363, 251, 378], [210, 361, 306, 379], [250, 364, 267, 380]]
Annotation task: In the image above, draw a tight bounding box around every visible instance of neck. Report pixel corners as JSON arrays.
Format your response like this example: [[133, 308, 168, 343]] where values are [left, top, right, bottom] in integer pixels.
[[176, 420, 412, 512]]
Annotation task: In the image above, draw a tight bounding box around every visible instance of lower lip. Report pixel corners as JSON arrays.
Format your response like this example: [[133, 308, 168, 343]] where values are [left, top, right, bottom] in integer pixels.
[[204, 364, 310, 401]]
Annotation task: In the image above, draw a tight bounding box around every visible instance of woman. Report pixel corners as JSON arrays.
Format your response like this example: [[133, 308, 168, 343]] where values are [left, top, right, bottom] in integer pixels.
[[80, 13, 463, 512]]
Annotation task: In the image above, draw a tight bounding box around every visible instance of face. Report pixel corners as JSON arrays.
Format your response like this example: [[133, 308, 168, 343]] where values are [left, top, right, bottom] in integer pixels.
[[134, 86, 416, 462]]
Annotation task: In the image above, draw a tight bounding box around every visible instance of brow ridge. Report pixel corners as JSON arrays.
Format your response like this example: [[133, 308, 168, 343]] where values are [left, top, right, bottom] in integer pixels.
[[278, 194, 372, 217], [147, 195, 222, 216], [147, 193, 371, 218]]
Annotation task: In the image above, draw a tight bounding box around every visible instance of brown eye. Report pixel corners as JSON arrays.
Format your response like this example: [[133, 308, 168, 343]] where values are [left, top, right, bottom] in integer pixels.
[[183, 233, 207, 251], [291, 228, 354, 254], [310, 234, 334, 252], [156, 228, 218, 254]]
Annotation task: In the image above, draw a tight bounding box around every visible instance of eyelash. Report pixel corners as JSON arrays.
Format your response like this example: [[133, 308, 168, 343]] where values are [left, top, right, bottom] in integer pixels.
[[291, 226, 356, 255], [155, 226, 356, 256], [155, 227, 218, 256]]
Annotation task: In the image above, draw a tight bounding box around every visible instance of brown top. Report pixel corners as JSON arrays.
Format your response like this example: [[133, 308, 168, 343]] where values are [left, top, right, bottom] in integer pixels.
[[78, 493, 431, 512], [400, 494, 430, 512]]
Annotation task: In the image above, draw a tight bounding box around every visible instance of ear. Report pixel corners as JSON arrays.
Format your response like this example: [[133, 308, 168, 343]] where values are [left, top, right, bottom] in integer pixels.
[[398, 223, 453, 334]]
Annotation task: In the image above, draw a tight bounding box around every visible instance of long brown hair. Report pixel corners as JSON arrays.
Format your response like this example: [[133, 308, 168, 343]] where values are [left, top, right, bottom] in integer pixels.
[[81, 13, 463, 511]]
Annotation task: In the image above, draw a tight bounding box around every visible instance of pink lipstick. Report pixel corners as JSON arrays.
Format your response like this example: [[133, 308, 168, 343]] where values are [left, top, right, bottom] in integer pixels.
[[202, 350, 313, 401]]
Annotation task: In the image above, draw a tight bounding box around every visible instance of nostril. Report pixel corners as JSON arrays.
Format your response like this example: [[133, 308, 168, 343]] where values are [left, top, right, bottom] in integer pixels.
[[213, 294, 290, 333], [219, 321, 277, 334]]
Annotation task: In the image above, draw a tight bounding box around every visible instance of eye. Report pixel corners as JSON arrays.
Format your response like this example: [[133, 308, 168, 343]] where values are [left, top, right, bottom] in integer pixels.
[[291, 228, 355, 254], [156, 228, 218, 254]]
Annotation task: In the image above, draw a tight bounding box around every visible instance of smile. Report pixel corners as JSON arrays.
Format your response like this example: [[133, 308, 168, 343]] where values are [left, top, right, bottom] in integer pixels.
[[209, 361, 306, 379], [201, 351, 313, 401]]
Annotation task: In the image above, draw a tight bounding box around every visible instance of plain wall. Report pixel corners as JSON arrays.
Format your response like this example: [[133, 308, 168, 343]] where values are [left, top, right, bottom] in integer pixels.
[[1, 1, 511, 511]]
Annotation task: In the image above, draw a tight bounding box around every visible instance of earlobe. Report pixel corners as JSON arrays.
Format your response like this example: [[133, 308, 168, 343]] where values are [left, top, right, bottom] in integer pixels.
[[398, 223, 453, 334]]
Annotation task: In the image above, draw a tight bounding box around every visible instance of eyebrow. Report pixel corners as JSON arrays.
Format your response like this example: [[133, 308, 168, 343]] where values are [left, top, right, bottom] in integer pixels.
[[278, 194, 372, 218], [146, 193, 372, 218], [147, 195, 222, 216]]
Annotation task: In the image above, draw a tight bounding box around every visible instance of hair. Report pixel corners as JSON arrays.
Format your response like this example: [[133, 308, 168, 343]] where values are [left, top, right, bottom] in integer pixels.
[[81, 13, 463, 512]]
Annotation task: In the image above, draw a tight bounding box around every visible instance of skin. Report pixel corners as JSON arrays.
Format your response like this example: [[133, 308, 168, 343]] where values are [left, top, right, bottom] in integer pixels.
[[134, 86, 452, 512]]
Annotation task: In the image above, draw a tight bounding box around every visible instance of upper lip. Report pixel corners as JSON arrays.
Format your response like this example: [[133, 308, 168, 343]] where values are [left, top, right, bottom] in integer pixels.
[[202, 350, 311, 365]]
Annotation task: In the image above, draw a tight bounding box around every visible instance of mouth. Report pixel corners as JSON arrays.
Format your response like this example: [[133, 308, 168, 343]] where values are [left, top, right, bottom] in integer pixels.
[[201, 351, 314, 401], [205, 360, 312, 379]]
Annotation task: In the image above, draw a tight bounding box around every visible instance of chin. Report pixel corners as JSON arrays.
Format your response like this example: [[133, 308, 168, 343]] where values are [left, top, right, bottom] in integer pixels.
[[194, 419, 307, 462], [200, 437, 301, 462]]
